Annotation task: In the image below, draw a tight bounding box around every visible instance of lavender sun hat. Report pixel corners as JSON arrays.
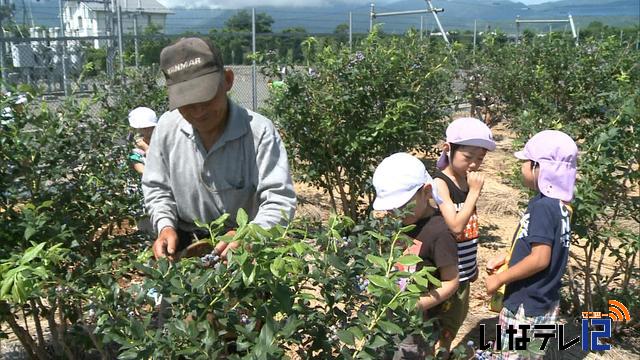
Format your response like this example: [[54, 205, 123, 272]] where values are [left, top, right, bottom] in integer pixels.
[[437, 117, 496, 170], [514, 130, 578, 202]]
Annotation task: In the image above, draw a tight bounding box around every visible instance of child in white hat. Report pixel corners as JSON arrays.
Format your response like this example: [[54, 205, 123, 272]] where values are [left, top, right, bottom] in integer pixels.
[[128, 107, 158, 175], [372, 152, 459, 359]]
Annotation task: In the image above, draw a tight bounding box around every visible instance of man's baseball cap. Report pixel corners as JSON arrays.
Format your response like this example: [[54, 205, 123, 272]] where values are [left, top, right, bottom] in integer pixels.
[[160, 37, 224, 110], [373, 152, 443, 211]]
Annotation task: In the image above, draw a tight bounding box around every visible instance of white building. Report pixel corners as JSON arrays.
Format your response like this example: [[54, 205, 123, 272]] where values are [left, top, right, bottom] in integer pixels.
[[63, 0, 172, 48]]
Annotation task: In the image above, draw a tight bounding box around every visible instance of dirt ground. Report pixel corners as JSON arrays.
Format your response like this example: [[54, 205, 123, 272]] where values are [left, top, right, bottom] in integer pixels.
[[2, 123, 638, 359]]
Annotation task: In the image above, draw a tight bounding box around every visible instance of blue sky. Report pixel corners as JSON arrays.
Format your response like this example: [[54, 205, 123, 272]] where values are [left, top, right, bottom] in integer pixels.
[[157, 0, 556, 9]]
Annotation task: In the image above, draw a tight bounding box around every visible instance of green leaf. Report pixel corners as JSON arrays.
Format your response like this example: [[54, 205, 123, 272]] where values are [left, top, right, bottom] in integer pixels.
[[337, 329, 355, 346], [425, 272, 442, 288], [242, 264, 256, 286], [118, 349, 140, 360], [377, 320, 403, 335], [368, 335, 387, 349], [281, 315, 300, 337], [270, 257, 285, 278], [366, 231, 388, 242], [236, 208, 248, 228], [413, 275, 428, 287], [399, 224, 416, 233], [396, 255, 422, 266], [366, 254, 387, 269], [1, 276, 14, 299], [368, 275, 393, 290], [327, 254, 346, 270], [348, 326, 364, 340], [273, 283, 293, 310], [21, 242, 46, 264], [191, 272, 213, 289], [24, 226, 36, 241]]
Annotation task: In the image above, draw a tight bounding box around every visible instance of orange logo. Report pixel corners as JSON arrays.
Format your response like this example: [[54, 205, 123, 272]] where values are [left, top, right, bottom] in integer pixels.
[[582, 300, 631, 322]]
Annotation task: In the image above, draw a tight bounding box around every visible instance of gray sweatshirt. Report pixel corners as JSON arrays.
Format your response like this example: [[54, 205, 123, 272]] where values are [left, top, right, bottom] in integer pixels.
[[142, 100, 296, 234]]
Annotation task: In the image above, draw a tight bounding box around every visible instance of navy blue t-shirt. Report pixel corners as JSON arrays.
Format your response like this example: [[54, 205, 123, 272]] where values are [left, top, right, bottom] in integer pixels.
[[503, 193, 572, 316]]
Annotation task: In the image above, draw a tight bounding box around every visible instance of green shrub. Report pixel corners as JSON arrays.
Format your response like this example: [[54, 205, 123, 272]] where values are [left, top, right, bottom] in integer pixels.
[[267, 29, 455, 219]]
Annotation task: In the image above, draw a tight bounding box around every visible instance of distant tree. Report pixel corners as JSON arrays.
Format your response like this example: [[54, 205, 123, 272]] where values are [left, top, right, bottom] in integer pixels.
[[334, 23, 349, 44], [280, 27, 308, 63], [225, 10, 274, 33], [139, 24, 171, 65], [522, 28, 536, 43]]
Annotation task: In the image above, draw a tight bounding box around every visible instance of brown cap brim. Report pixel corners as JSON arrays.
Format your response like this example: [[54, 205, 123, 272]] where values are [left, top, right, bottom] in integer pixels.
[[167, 71, 222, 110]]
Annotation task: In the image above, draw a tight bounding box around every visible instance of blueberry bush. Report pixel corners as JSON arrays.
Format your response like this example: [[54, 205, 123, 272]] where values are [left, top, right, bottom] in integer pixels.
[[265, 28, 456, 219]]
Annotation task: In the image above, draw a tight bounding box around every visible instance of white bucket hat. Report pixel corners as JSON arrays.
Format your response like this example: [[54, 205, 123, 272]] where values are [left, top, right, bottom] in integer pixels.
[[128, 107, 158, 129], [373, 152, 443, 211]]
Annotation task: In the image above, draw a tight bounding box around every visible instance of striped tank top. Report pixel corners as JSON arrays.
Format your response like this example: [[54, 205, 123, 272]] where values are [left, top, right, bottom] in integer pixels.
[[433, 171, 479, 283]]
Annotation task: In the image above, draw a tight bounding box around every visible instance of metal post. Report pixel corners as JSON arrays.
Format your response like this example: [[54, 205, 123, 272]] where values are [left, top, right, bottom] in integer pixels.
[[516, 15, 520, 45], [349, 11, 352, 50], [58, 0, 69, 95], [251, 8, 257, 111], [620, 29, 624, 46], [426, 0, 449, 45], [0, 0, 6, 92], [117, 5, 124, 73], [473, 19, 477, 56], [133, 15, 139, 68], [369, 3, 374, 33], [420, 16, 424, 39], [568, 14, 577, 43]]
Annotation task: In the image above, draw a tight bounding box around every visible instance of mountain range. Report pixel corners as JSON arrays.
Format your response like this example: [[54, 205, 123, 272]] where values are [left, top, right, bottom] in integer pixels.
[[13, 0, 640, 34]]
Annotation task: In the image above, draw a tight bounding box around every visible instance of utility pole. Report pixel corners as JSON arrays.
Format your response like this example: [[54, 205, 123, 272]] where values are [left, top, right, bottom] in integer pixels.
[[133, 15, 139, 67], [420, 16, 424, 39], [369, 3, 374, 32], [117, 5, 124, 73], [0, 0, 6, 92], [58, 0, 69, 95], [251, 8, 257, 111], [473, 19, 477, 56], [349, 11, 352, 50]]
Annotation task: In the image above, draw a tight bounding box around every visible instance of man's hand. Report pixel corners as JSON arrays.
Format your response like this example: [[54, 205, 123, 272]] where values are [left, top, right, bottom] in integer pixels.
[[485, 274, 503, 296], [213, 230, 239, 260], [153, 227, 179, 260], [467, 171, 485, 194]]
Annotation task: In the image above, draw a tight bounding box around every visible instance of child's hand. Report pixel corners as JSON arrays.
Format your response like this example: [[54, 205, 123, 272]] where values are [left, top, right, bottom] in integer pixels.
[[467, 171, 485, 193], [486, 253, 507, 274], [135, 138, 150, 152], [485, 274, 502, 295]]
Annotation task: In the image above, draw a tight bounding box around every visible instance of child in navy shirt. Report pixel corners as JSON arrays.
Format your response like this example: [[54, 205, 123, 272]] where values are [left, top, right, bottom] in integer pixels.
[[485, 130, 578, 360]]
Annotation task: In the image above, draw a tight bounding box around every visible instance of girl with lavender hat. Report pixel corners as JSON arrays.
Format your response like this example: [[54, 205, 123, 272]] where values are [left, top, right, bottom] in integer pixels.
[[485, 130, 578, 359], [432, 117, 496, 354]]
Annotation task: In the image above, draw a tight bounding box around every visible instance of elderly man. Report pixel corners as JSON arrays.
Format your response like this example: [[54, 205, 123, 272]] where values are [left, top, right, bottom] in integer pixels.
[[143, 37, 296, 260]]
